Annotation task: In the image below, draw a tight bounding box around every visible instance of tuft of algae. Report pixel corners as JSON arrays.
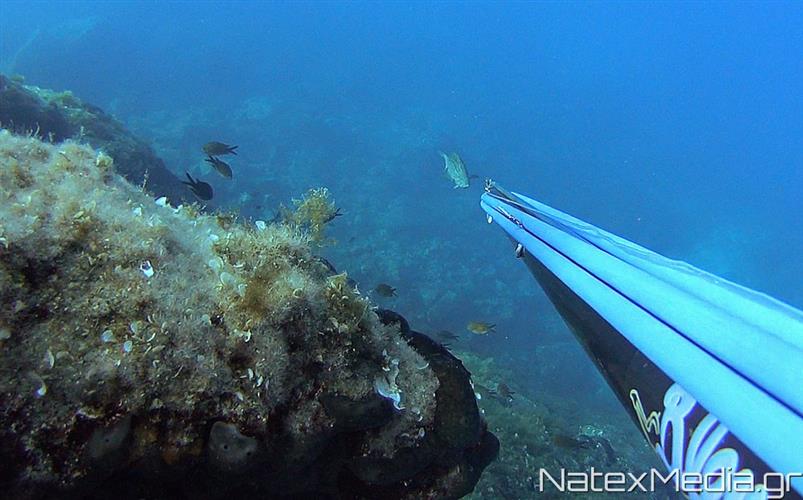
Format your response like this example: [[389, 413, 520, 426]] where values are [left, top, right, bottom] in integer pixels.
[[281, 186, 339, 245], [0, 130, 455, 497]]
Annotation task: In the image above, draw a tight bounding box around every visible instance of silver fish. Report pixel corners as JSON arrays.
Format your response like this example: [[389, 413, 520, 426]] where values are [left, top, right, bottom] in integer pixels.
[[439, 151, 469, 188]]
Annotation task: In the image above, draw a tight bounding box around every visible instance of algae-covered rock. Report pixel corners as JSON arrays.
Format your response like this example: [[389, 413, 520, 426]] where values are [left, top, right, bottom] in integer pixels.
[[0, 130, 495, 498], [0, 74, 187, 203], [340, 317, 499, 499]]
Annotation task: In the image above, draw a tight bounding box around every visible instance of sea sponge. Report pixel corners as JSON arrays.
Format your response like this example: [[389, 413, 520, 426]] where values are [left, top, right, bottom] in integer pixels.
[[207, 421, 260, 474], [86, 415, 133, 466]]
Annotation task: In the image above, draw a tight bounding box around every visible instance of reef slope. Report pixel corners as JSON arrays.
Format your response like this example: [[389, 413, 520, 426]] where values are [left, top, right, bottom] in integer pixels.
[[0, 74, 186, 203], [0, 131, 495, 499]]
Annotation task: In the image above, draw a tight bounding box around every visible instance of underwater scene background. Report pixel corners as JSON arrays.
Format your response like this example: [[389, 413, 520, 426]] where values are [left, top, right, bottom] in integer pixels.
[[2, 1, 802, 498]]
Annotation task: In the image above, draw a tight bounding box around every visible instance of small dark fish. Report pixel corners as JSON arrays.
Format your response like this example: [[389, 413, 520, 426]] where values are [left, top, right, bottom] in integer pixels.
[[182, 172, 213, 201], [596, 436, 617, 465], [268, 211, 283, 224], [316, 257, 337, 274], [435, 330, 460, 342], [205, 155, 232, 179], [203, 141, 238, 156], [578, 435, 617, 465], [552, 434, 595, 451], [472, 383, 496, 401], [374, 283, 397, 297], [323, 207, 343, 223], [496, 383, 515, 401], [479, 382, 514, 407]]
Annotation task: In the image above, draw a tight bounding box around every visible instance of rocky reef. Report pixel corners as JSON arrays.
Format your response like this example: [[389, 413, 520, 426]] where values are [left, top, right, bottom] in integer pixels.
[[455, 352, 679, 500], [0, 131, 496, 499], [0, 74, 187, 203]]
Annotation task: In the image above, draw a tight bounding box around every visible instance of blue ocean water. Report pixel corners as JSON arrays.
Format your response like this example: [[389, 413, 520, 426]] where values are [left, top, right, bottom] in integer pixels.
[[2, 0, 802, 491]]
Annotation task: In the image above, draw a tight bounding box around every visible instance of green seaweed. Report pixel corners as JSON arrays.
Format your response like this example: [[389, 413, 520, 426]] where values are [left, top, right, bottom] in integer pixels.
[[283, 187, 339, 245]]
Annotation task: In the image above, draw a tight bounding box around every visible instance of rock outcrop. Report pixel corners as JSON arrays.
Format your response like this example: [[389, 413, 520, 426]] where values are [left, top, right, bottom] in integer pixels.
[[0, 131, 496, 499]]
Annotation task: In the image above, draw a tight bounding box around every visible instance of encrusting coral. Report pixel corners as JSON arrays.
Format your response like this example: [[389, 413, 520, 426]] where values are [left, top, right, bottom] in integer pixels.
[[0, 130, 495, 499]]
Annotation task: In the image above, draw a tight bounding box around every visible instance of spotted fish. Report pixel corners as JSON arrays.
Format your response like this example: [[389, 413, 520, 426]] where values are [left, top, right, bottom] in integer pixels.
[[439, 151, 470, 189]]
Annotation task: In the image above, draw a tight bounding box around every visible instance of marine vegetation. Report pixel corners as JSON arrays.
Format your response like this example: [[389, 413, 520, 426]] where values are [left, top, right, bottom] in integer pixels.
[[0, 130, 496, 499], [281, 186, 340, 245]]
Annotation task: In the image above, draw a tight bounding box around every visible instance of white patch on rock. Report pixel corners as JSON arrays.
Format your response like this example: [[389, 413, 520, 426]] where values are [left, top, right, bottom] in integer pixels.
[[140, 260, 154, 278]]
